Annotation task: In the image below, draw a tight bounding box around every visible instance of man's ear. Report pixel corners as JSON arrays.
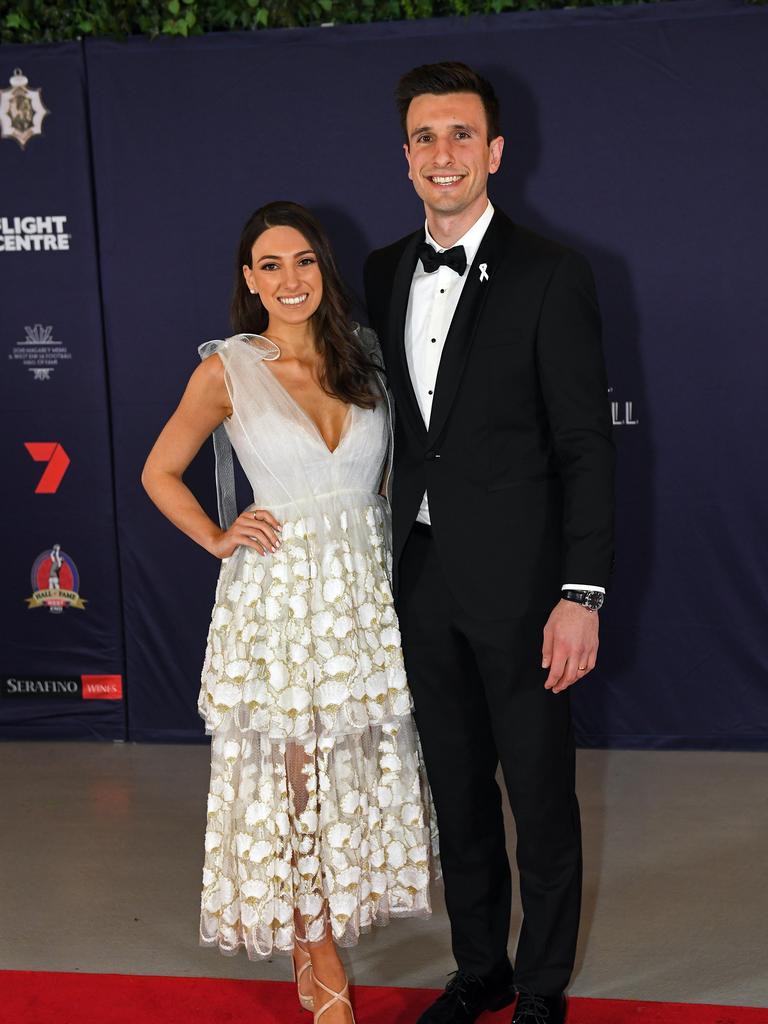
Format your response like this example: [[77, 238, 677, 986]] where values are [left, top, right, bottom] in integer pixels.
[[488, 136, 504, 175], [403, 142, 413, 181]]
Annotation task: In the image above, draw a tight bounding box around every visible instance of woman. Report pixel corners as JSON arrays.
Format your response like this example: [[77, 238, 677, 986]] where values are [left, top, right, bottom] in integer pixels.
[[142, 202, 434, 1024]]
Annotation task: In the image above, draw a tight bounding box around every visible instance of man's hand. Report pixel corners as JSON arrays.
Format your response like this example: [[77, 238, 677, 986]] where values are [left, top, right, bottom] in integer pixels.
[[542, 598, 600, 694]]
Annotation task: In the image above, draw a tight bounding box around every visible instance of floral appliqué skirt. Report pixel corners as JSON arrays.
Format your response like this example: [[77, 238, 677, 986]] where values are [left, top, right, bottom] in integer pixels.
[[198, 500, 436, 959]]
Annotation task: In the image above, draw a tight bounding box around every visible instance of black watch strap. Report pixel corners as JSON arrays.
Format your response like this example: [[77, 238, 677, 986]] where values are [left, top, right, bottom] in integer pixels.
[[561, 588, 604, 611]]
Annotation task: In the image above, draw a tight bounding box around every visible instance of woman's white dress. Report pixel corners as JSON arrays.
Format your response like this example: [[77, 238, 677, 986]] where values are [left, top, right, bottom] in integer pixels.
[[197, 332, 434, 960]]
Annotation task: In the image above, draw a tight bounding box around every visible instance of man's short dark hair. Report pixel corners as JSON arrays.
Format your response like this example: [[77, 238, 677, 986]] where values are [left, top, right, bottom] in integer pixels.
[[396, 61, 501, 144]]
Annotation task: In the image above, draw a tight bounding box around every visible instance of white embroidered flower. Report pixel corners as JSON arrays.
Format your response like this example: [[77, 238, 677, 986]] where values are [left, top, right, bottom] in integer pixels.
[[288, 595, 308, 619], [297, 855, 320, 877], [265, 596, 281, 621], [226, 580, 243, 603], [322, 578, 345, 603], [212, 606, 232, 629], [298, 809, 319, 832], [399, 866, 429, 891], [298, 893, 324, 918], [357, 602, 377, 628], [317, 681, 348, 711], [289, 643, 309, 665], [332, 615, 354, 639], [205, 831, 222, 851], [241, 878, 269, 901], [270, 561, 289, 583], [207, 794, 222, 815], [329, 891, 357, 922], [390, 689, 411, 716], [337, 866, 361, 888], [249, 840, 273, 864], [387, 840, 407, 869], [325, 654, 355, 679], [377, 785, 393, 808], [380, 626, 401, 650], [245, 801, 270, 826], [364, 674, 387, 703], [211, 682, 242, 708], [221, 740, 239, 762], [272, 860, 291, 882], [235, 833, 252, 857], [242, 583, 262, 606], [293, 560, 312, 580], [327, 822, 352, 848], [268, 661, 288, 691], [311, 610, 334, 636], [340, 790, 360, 815], [380, 752, 402, 773], [370, 870, 388, 896], [402, 803, 423, 827], [328, 556, 343, 578]]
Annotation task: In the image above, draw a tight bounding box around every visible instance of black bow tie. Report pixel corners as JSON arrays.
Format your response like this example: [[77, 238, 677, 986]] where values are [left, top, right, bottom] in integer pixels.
[[417, 241, 467, 276]]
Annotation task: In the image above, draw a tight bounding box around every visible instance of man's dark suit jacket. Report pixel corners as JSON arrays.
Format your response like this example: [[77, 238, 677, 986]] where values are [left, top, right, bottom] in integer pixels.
[[364, 207, 615, 619]]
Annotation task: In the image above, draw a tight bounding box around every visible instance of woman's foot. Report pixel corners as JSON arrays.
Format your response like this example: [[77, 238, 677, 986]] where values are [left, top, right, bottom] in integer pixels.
[[312, 968, 355, 1024], [292, 937, 314, 1012]]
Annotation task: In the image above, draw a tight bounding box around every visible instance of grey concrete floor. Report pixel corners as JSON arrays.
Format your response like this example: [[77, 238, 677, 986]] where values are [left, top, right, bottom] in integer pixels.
[[1, 742, 766, 1008]]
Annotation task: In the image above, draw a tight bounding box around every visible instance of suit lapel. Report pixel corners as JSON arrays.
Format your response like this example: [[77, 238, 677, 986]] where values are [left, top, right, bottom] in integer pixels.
[[387, 230, 428, 441], [427, 211, 510, 444]]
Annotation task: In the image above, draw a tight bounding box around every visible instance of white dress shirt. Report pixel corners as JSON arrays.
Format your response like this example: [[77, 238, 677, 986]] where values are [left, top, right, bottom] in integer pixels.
[[403, 200, 605, 598], [405, 201, 495, 525]]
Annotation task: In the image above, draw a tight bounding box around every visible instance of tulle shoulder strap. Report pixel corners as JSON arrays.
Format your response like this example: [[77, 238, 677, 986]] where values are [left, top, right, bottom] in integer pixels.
[[198, 336, 239, 530]]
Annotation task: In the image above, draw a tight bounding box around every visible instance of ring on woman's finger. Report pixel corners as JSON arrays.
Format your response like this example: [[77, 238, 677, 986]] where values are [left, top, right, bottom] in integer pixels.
[[252, 512, 259, 520], [578, 665, 587, 671]]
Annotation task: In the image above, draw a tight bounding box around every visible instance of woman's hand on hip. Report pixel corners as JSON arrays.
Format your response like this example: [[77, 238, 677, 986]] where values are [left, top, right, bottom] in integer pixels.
[[208, 508, 282, 559]]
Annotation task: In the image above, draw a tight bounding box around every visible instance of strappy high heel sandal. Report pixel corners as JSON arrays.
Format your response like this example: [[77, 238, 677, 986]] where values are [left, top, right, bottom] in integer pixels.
[[291, 936, 314, 1012], [313, 974, 355, 1023]]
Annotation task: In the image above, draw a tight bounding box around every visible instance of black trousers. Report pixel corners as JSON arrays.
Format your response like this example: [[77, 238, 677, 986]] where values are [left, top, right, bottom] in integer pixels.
[[397, 524, 582, 996]]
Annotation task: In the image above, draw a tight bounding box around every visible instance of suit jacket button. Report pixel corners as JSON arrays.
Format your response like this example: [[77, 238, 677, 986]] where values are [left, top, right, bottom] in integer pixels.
[[425, 451, 440, 461]]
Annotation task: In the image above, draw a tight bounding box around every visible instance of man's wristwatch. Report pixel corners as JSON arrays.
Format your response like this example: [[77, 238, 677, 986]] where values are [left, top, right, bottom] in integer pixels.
[[561, 589, 604, 612]]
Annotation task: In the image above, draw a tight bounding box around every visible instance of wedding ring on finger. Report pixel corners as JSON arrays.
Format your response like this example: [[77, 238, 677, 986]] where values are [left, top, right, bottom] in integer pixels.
[[578, 665, 587, 671]]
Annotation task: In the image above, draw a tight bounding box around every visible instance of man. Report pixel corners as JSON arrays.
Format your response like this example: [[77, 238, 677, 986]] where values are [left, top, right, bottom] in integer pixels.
[[364, 63, 614, 1024]]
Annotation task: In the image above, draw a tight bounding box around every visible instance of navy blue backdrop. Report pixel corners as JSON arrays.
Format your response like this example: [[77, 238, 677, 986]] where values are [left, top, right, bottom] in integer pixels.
[[2, 0, 767, 746]]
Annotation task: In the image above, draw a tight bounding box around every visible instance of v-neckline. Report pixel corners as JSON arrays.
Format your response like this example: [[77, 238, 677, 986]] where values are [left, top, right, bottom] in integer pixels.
[[262, 359, 353, 456]]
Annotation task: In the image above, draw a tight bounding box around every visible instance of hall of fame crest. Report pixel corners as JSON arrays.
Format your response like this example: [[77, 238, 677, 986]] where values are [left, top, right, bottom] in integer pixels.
[[0, 68, 49, 149], [27, 545, 87, 613]]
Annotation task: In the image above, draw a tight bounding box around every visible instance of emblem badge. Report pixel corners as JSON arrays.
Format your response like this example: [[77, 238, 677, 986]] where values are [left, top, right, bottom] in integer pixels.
[[479, 263, 489, 283], [0, 68, 49, 149], [27, 545, 87, 613]]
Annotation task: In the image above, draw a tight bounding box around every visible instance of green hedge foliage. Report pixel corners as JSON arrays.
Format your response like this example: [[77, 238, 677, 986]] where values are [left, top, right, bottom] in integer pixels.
[[0, 0, 686, 45], [0, 0, 764, 44]]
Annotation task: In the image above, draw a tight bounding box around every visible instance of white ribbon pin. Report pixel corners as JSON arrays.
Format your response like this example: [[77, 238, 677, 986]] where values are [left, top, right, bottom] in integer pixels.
[[479, 263, 489, 282]]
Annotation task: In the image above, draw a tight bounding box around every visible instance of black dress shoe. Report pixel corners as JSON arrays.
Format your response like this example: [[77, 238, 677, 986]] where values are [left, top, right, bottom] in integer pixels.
[[511, 989, 567, 1023], [416, 966, 516, 1024]]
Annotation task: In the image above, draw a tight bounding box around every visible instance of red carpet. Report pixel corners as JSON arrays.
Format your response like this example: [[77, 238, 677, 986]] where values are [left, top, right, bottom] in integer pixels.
[[0, 972, 764, 1024]]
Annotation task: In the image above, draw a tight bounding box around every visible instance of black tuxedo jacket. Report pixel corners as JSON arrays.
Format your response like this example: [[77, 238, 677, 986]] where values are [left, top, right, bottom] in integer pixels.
[[364, 208, 615, 619]]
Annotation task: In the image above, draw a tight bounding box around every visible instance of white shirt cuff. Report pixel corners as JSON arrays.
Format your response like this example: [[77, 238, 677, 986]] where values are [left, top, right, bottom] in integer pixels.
[[561, 584, 606, 594]]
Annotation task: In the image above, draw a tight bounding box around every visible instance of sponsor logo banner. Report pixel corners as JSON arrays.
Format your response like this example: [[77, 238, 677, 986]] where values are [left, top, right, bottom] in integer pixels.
[[9, 324, 73, 381], [1, 675, 123, 700], [0, 68, 49, 150], [81, 675, 123, 700], [0, 215, 71, 252], [24, 442, 70, 493], [27, 545, 86, 613]]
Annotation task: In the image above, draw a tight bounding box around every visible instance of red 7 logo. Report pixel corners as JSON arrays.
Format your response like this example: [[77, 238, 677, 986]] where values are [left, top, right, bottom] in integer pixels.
[[24, 442, 71, 494]]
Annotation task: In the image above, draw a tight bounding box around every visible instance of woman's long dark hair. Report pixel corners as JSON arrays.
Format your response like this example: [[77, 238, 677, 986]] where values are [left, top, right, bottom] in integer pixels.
[[231, 201, 379, 409]]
